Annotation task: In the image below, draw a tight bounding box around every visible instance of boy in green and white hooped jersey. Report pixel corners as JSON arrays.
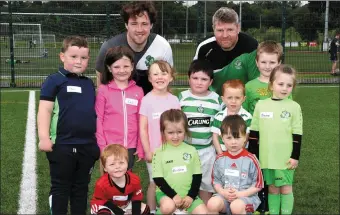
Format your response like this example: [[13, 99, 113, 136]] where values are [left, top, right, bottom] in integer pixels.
[[178, 59, 223, 204], [248, 65, 303, 215], [211, 79, 252, 154]]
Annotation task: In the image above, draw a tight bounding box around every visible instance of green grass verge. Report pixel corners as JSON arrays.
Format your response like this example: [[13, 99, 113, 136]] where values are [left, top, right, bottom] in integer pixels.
[[0, 91, 29, 213], [293, 87, 339, 214]]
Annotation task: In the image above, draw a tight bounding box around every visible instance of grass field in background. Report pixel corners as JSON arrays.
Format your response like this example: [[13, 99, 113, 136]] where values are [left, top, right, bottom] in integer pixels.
[[2, 43, 339, 87], [0, 85, 339, 214], [0, 43, 336, 76]]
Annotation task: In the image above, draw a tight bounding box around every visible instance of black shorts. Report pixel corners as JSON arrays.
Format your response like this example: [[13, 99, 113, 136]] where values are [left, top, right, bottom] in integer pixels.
[[330, 53, 338, 62]]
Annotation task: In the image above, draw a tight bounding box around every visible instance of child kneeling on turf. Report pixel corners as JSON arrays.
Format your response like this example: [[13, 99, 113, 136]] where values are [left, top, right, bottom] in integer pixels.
[[90, 144, 150, 215], [207, 115, 263, 214], [152, 109, 208, 214]]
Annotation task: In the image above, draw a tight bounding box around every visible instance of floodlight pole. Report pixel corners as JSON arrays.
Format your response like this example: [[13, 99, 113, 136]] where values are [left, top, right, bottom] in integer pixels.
[[239, 1, 242, 31], [186, 1, 188, 40], [323, 0, 329, 51], [204, 1, 206, 38]]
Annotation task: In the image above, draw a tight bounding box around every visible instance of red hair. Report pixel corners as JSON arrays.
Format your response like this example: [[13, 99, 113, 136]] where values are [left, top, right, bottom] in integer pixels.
[[221, 79, 245, 96]]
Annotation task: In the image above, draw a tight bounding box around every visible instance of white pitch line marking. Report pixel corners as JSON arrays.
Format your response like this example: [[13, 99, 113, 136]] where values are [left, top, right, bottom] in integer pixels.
[[18, 90, 37, 214], [0, 89, 40, 92]]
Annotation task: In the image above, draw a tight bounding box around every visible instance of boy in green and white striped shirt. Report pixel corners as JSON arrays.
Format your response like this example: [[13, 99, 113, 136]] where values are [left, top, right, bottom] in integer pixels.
[[178, 59, 224, 204], [211, 79, 252, 154]]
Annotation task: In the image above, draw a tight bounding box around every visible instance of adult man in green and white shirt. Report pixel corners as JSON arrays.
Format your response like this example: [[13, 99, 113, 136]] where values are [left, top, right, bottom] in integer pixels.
[[178, 59, 223, 204]]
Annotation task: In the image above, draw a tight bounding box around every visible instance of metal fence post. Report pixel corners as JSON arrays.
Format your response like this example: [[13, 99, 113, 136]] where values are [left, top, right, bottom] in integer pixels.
[[106, 2, 111, 39], [8, 1, 16, 87], [281, 1, 287, 64], [197, 2, 201, 41]]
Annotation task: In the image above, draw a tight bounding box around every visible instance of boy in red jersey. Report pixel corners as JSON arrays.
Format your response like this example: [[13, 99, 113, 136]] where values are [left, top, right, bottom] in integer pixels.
[[90, 144, 150, 215]]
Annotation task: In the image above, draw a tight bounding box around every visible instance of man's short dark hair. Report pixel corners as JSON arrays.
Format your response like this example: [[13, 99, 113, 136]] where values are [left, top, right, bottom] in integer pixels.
[[121, 1, 157, 24], [188, 59, 214, 80]]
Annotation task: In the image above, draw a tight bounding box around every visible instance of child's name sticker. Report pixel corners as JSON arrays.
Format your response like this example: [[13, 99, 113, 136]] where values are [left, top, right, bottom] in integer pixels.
[[125, 98, 138, 106], [225, 169, 239, 177], [67, 86, 82, 93], [112, 195, 128, 201], [152, 112, 161, 119], [260, 112, 273, 118], [172, 166, 187, 174]]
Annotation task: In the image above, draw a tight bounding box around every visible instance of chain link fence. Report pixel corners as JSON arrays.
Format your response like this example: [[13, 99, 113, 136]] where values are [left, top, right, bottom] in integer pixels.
[[1, 1, 339, 87]]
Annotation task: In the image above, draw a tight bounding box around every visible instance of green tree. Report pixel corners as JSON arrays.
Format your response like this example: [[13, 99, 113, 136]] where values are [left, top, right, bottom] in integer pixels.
[[291, 5, 321, 40]]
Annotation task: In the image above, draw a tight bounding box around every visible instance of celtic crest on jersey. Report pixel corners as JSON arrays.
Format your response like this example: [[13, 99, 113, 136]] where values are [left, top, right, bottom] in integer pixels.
[[145, 55, 155, 68]]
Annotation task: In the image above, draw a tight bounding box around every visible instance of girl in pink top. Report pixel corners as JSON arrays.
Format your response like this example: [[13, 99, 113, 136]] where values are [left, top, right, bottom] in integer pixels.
[[96, 46, 144, 171], [139, 60, 180, 214]]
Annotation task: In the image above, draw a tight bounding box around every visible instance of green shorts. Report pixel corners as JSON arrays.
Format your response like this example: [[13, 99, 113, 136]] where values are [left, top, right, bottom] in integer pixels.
[[263, 169, 295, 186], [156, 191, 204, 214]]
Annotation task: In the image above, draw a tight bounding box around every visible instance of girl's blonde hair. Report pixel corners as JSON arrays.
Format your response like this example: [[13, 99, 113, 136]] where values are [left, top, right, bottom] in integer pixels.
[[268, 64, 297, 92], [148, 60, 176, 91], [159, 109, 190, 146]]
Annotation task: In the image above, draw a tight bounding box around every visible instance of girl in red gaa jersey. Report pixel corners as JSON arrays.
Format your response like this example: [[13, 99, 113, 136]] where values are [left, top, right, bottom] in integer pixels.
[[90, 144, 149, 215]]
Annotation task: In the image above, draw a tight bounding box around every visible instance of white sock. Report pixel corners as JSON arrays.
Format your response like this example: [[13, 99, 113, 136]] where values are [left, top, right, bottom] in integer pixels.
[[150, 209, 156, 214]]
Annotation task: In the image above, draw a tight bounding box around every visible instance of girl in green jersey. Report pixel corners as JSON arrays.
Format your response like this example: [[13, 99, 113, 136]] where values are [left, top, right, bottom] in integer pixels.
[[248, 65, 303, 215]]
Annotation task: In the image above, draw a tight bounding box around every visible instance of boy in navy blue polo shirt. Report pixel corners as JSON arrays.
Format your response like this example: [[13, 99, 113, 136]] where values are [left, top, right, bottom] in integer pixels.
[[37, 35, 100, 215]]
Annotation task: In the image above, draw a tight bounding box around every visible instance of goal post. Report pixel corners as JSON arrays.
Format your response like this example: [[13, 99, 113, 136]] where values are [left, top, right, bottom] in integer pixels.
[[1, 23, 45, 57], [13, 34, 56, 48], [42, 34, 56, 48]]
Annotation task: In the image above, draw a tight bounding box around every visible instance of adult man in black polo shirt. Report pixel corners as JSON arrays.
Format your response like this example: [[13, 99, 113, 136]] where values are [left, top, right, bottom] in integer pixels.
[[194, 7, 258, 94]]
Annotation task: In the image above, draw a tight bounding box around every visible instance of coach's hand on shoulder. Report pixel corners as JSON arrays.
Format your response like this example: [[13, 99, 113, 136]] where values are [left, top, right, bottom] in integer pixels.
[[39, 138, 53, 152]]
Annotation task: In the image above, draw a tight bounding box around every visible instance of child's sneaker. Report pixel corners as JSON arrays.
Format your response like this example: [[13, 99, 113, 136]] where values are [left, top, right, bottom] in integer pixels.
[[253, 211, 269, 215], [173, 209, 188, 214]]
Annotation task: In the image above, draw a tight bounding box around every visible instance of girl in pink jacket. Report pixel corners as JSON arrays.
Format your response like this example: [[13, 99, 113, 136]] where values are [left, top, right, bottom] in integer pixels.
[[96, 46, 144, 171]]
